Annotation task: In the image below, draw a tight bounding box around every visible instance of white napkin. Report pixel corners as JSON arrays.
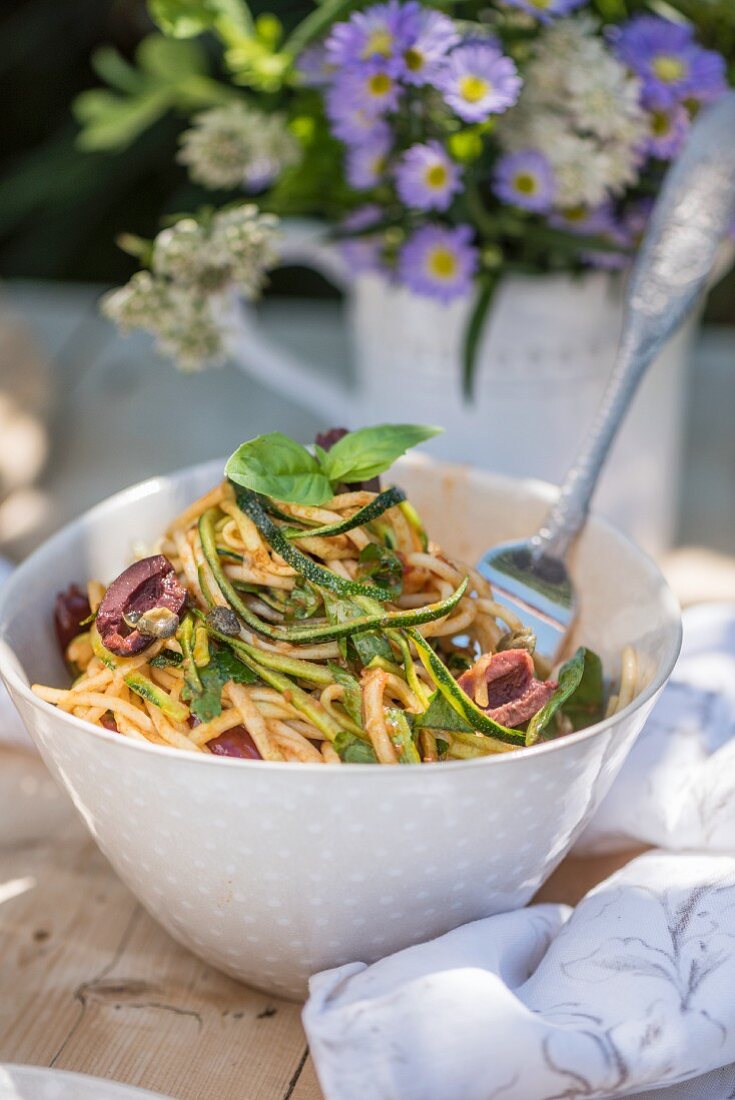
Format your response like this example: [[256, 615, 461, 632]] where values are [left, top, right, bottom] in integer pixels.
[[304, 605, 735, 1100], [0, 557, 32, 750], [574, 602, 735, 855]]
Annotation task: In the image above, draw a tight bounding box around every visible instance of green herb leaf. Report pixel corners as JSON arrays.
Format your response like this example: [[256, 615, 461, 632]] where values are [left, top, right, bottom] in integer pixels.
[[333, 730, 377, 764], [561, 648, 604, 731], [327, 663, 363, 726], [357, 542, 403, 598], [525, 647, 603, 746], [415, 690, 475, 734], [149, 0, 253, 38], [285, 579, 322, 621], [225, 432, 333, 505], [182, 643, 257, 722], [319, 424, 441, 485]]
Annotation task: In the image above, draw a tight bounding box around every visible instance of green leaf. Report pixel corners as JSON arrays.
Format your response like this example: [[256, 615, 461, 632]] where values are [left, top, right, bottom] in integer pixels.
[[415, 691, 475, 734], [225, 432, 333, 505], [284, 0, 360, 57], [319, 424, 442, 485], [334, 730, 377, 764], [350, 629, 393, 667], [561, 648, 604, 732], [137, 34, 208, 79], [74, 88, 173, 151], [91, 47, 147, 93], [462, 274, 496, 401], [149, 0, 253, 38], [284, 579, 322, 620], [328, 663, 363, 726], [357, 543, 403, 598], [182, 643, 257, 722], [525, 647, 603, 746]]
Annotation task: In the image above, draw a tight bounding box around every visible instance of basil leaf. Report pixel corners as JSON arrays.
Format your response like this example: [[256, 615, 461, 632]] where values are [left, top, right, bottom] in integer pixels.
[[525, 647, 602, 746], [415, 690, 475, 734], [225, 432, 333, 506], [319, 424, 441, 484], [561, 648, 604, 731], [350, 630, 393, 667]]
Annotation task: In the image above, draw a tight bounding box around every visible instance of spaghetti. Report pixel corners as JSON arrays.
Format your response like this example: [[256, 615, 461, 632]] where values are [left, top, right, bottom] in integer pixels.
[[34, 434, 637, 763]]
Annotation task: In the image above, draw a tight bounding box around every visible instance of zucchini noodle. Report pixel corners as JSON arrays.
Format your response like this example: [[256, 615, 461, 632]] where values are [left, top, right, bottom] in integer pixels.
[[34, 478, 635, 764]]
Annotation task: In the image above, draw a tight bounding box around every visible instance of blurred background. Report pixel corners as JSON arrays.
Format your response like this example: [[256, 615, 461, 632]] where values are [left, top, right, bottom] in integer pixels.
[[0, 0, 733, 593]]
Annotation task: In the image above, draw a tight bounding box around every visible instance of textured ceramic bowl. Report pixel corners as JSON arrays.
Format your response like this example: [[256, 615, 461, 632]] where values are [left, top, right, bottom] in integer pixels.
[[0, 457, 681, 1000]]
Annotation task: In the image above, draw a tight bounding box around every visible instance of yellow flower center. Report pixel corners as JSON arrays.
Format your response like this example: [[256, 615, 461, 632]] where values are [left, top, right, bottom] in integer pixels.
[[368, 72, 392, 97], [514, 172, 537, 195], [428, 247, 457, 280], [404, 47, 424, 72], [651, 110, 671, 137], [425, 164, 448, 189], [363, 29, 394, 59], [652, 54, 686, 83], [459, 75, 490, 104], [528, 0, 552, 8]]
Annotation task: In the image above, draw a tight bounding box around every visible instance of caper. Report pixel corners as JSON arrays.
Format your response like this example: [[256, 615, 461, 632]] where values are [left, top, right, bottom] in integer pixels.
[[124, 606, 180, 639], [496, 627, 536, 655], [207, 606, 241, 637]]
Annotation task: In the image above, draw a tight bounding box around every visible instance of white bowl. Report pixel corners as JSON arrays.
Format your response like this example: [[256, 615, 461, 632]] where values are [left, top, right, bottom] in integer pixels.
[[0, 457, 681, 1000]]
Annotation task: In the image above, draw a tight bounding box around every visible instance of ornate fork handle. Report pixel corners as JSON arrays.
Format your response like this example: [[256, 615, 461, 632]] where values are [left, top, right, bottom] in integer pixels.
[[533, 92, 735, 561]]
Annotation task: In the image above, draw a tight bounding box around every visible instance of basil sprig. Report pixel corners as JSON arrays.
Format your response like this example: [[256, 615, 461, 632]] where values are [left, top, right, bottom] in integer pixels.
[[225, 424, 441, 505]]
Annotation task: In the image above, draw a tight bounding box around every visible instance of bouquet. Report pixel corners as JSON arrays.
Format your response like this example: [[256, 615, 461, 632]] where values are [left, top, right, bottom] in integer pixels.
[[82, 0, 735, 389]]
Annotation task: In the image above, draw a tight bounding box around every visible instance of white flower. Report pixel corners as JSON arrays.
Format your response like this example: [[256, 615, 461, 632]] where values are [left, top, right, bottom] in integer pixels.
[[178, 101, 301, 192], [498, 15, 647, 208], [103, 204, 279, 371]]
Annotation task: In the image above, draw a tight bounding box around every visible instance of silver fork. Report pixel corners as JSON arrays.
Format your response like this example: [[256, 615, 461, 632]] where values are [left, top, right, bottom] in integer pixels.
[[477, 92, 735, 665]]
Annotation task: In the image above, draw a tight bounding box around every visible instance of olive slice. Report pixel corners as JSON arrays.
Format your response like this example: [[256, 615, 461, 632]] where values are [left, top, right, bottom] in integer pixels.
[[96, 555, 187, 657], [54, 584, 92, 657]]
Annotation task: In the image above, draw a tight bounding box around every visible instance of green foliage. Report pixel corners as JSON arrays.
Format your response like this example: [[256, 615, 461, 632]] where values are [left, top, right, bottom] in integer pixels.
[[226, 425, 440, 505], [525, 647, 604, 745], [74, 34, 232, 151], [149, 0, 253, 39], [181, 642, 257, 722]]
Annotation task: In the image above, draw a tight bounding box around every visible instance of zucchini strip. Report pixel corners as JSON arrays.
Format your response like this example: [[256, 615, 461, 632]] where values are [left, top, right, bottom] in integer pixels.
[[281, 487, 406, 540], [89, 626, 190, 724], [407, 628, 525, 746], [125, 671, 190, 725], [200, 508, 469, 644], [234, 486, 395, 603]]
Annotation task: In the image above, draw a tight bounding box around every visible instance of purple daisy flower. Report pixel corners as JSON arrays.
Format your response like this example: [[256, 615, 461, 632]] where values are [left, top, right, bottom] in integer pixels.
[[326, 0, 417, 72], [642, 103, 690, 160], [492, 150, 556, 213], [296, 43, 335, 87], [331, 63, 402, 119], [611, 16, 727, 109], [398, 224, 478, 304], [345, 131, 392, 190], [502, 0, 588, 24], [338, 205, 385, 276], [402, 9, 459, 86], [437, 41, 522, 123], [326, 87, 393, 146], [395, 141, 461, 212]]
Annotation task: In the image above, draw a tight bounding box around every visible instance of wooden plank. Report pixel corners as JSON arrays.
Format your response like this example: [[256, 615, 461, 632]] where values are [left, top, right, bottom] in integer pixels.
[[0, 773, 310, 1099]]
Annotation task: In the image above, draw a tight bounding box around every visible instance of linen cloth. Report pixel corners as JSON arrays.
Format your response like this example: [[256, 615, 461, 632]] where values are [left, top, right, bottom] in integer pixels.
[[304, 604, 735, 1100]]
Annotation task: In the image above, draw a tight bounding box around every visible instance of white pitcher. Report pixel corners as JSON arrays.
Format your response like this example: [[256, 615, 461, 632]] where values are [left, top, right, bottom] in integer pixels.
[[228, 221, 695, 555]]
